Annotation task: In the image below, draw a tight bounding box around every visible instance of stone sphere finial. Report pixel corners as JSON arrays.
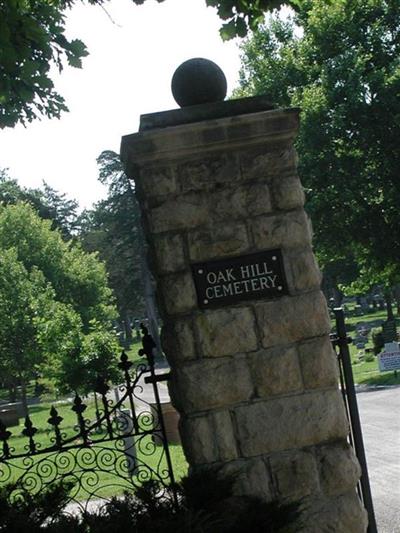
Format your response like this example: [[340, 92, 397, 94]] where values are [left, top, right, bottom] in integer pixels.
[[171, 58, 227, 107]]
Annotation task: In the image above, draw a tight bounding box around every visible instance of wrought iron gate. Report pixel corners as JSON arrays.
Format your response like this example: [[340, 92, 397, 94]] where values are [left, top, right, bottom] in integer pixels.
[[0, 326, 176, 510], [330, 308, 377, 533]]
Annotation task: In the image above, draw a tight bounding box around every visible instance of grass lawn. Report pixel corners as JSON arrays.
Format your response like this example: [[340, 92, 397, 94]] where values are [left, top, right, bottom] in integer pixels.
[[124, 337, 145, 366], [332, 307, 400, 386]]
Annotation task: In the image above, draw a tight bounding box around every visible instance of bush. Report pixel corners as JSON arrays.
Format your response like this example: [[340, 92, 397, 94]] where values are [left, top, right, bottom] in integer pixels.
[[371, 328, 385, 355], [0, 480, 83, 533], [364, 351, 375, 362], [0, 470, 302, 533]]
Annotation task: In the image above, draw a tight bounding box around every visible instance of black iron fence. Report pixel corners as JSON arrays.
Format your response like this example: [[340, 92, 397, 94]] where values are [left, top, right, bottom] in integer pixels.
[[0, 326, 176, 510], [0, 310, 378, 528], [331, 308, 377, 533]]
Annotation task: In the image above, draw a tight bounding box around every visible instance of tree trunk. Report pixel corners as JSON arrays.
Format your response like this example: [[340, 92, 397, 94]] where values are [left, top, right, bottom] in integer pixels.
[[393, 286, 400, 315], [123, 311, 133, 343], [20, 378, 29, 418], [332, 282, 343, 307], [385, 291, 394, 321], [8, 383, 17, 403]]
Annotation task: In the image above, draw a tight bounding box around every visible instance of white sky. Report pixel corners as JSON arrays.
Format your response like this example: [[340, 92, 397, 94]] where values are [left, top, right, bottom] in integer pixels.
[[0, 0, 243, 210]]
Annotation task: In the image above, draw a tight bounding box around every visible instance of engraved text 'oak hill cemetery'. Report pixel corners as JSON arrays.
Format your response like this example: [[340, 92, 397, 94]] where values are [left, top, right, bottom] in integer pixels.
[[192, 250, 288, 309]]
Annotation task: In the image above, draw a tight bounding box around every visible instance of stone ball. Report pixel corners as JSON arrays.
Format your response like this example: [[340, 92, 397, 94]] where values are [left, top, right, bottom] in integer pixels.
[[171, 58, 227, 107]]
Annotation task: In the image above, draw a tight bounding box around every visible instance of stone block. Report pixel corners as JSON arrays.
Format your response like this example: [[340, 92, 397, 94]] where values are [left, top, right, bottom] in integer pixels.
[[149, 193, 208, 233], [153, 233, 186, 273], [188, 223, 250, 261], [217, 457, 273, 501], [298, 336, 339, 390], [316, 442, 361, 497], [160, 272, 197, 315], [244, 183, 274, 216], [140, 166, 177, 197], [180, 414, 214, 464], [161, 318, 197, 364], [285, 247, 322, 293], [269, 449, 319, 500], [301, 491, 368, 533], [180, 410, 238, 464], [234, 389, 349, 457], [177, 154, 240, 193], [255, 292, 331, 348], [195, 307, 258, 357], [250, 210, 312, 250], [250, 346, 303, 398], [271, 175, 305, 211], [240, 144, 297, 182], [171, 357, 254, 413], [211, 184, 272, 222]]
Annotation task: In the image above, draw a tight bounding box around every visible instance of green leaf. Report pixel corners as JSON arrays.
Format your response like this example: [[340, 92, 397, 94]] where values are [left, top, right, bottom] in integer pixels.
[[67, 55, 82, 68], [67, 39, 88, 58], [235, 17, 248, 37], [220, 20, 238, 40]]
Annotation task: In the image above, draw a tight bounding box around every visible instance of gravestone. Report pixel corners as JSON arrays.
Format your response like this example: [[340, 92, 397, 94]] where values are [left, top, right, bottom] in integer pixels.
[[378, 342, 400, 372], [121, 60, 367, 532], [0, 406, 19, 427]]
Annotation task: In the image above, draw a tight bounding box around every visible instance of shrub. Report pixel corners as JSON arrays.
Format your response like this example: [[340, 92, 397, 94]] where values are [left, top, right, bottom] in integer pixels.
[[371, 328, 385, 355], [0, 470, 302, 533], [0, 480, 83, 533]]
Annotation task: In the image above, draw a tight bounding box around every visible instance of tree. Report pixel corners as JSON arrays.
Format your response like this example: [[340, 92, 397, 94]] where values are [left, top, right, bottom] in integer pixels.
[[0, 0, 297, 129], [38, 181, 80, 237], [0, 247, 82, 413], [206, 0, 299, 39], [0, 169, 79, 238], [0, 202, 116, 328], [235, 0, 400, 291], [0, 247, 51, 413], [0, 203, 118, 402], [79, 150, 144, 340]]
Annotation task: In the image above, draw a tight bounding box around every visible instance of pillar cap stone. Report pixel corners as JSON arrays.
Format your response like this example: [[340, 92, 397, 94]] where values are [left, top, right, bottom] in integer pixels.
[[139, 95, 276, 132], [171, 58, 227, 107]]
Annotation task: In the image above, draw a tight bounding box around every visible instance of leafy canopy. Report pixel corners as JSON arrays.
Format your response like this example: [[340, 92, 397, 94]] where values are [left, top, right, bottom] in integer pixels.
[[0, 169, 79, 238], [79, 150, 144, 322], [0, 0, 294, 128], [0, 0, 88, 127], [0, 202, 116, 327], [0, 247, 55, 383], [236, 0, 400, 291], [0, 203, 119, 394], [207, 0, 300, 39]]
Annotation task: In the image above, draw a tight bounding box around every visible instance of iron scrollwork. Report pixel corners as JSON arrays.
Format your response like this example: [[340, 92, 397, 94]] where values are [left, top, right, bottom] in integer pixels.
[[0, 326, 176, 511]]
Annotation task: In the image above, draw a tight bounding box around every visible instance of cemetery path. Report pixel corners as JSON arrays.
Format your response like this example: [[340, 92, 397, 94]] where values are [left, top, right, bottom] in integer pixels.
[[357, 386, 400, 533]]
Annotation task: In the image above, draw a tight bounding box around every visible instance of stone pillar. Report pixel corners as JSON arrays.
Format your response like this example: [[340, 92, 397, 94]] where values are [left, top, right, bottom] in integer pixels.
[[121, 99, 367, 532]]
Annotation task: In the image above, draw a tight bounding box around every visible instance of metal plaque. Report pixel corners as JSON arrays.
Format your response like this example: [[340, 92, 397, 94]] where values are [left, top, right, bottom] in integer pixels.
[[191, 249, 288, 309]]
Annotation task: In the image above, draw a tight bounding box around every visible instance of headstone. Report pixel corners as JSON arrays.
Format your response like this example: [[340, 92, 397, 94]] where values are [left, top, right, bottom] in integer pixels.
[[378, 342, 400, 372], [360, 297, 369, 314], [0, 407, 19, 427]]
